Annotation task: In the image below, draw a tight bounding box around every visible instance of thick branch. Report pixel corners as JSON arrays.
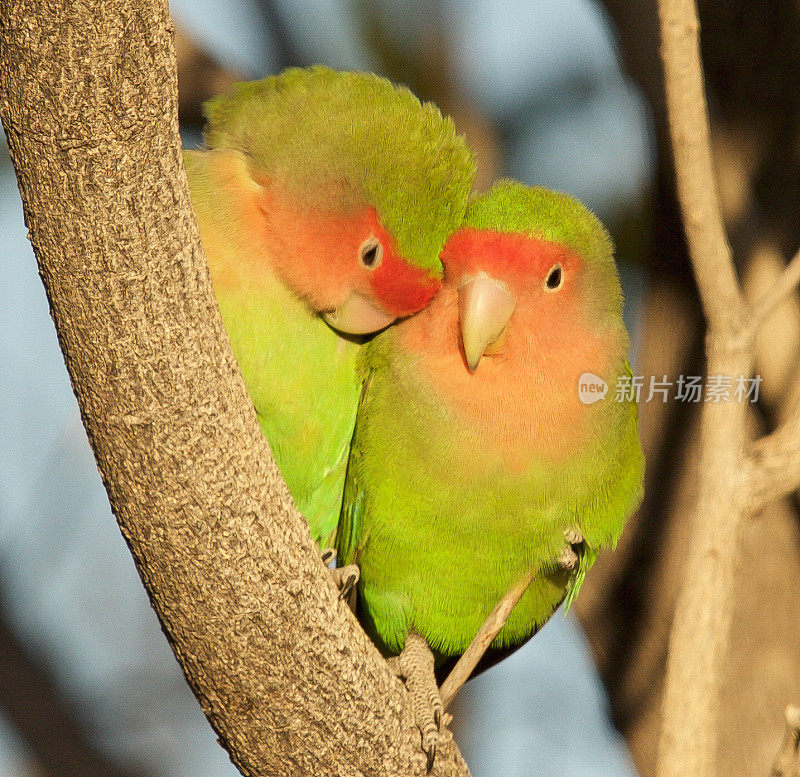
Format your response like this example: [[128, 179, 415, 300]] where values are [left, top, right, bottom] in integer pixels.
[[658, 0, 744, 335], [0, 2, 468, 775], [655, 2, 753, 777]]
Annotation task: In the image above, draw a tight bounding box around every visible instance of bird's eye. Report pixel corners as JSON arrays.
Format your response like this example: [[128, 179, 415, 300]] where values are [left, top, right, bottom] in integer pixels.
[[544, 264, 563, 291], [358, 237, 383, 270]]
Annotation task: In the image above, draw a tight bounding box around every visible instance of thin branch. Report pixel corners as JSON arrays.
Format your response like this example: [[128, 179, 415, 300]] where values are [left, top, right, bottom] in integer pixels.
[[439, 570, 535, 709], [655, 2, 754, 777], [654, 2, 800, 776], [659, 0, 745, 335], [750, 248, 800, 335]]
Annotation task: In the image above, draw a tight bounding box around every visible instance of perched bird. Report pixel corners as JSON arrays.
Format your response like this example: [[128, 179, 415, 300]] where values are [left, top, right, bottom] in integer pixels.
[[185, 67, 476, 548], [337, 180, 644, 763]]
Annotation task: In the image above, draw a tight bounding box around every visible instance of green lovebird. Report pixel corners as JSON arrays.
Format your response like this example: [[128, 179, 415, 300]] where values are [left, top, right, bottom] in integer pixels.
[[337, 180, 644, 760], [184, 67, 476, 546]]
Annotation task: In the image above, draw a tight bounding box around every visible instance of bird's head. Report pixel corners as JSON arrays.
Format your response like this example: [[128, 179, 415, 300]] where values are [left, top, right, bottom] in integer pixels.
[[202, 67, 476, 334], [440, 181, 626, 375]]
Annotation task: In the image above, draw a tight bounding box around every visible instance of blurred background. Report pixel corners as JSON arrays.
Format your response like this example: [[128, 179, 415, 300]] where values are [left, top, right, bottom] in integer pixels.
[[1, 1, 799, 775]]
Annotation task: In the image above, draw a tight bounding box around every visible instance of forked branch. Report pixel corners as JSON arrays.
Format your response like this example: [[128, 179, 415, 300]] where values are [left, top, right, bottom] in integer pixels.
[[749, 249, 800, 336], [747, 395, 800, 511], [655, 2, 800, 777]]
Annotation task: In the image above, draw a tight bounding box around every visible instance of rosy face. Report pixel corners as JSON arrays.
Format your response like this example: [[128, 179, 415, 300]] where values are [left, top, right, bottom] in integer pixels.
[[440, 227, 585, 370], [333, 207, 441, 321], [399, 226, 621, 464], [255, 182, 441, 334]]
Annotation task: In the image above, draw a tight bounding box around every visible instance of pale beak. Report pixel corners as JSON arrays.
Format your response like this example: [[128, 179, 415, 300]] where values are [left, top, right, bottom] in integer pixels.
[[322, 293, 395, 335], [459, 271, 516, 372]]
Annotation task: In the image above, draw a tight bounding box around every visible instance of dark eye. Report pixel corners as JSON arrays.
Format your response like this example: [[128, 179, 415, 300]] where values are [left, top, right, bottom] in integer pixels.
[[545, 264, 563, 291], [359, 237, 383, 270]]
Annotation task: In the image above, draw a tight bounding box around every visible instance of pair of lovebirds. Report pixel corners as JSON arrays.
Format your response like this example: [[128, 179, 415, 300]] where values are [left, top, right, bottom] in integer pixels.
[[185, 66, 644, 764]]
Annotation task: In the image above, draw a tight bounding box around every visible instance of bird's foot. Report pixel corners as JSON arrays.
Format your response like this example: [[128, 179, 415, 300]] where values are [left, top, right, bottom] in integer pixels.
[[320, 548, 360, 601], [564, 527, 583, 546], [330, 564, 360, 600], [388, 631, 443, 772], [558, 528, 584, 571]]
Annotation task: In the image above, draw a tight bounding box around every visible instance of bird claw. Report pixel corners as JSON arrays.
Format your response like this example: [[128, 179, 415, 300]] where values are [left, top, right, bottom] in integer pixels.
[[329, 564, 360, 601], [426, 743, 436, 773], [559, 528, 583, 571], [558, 545, 579, 570], [320, 548, 360, 601], [320, 547, 336, 566], [389, 631, 443, 772], [564, 527, 583, 546]]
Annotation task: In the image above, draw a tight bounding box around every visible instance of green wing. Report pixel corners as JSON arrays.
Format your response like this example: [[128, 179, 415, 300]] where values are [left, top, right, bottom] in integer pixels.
[[565, 359, 643, 612], [185, 148, 362, 545], [335, 370, 373, 563]]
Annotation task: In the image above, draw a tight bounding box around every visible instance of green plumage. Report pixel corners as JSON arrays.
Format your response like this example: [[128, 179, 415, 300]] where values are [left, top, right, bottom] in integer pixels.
[[464, 180, 624, 325], [203, 66, 476, 276], [185, 68, 475, 544], [337, 183, 644, 659], [185, 150, 359, 544]]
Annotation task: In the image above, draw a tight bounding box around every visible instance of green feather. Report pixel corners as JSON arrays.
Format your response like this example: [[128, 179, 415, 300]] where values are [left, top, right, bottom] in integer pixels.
[[202, 66, 476, 276], [337, 183, 645, 660], [186, 150, 359, 543], [185, 69, 476, 544], [563, 545, 598, 614], [462, 180, 611, 259], [464, 180, 623, 323]]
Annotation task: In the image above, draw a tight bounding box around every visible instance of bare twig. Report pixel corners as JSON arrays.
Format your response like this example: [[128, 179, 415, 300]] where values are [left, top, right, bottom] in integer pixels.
[[747, 396, 800, 510], [743, 243, 800, 406], [750, 249, 800, 335], [656, 1, 800, 775], [655, 2, 753, 777], [439, 570, 535, 709], [742, 246, 800, 507]]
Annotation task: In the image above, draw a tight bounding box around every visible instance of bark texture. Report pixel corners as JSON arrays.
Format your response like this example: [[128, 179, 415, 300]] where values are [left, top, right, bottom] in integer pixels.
[[655, 2, 800, 776], [0, 2, 469, 775]]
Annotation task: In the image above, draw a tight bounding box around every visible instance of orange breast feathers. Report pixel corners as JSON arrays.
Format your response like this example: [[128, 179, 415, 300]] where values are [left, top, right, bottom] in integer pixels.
[[400, 229, 623, 467]]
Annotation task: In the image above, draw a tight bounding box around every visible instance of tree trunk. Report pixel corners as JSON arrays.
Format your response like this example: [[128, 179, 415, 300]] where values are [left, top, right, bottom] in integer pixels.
[[0, 2, 469, 775]]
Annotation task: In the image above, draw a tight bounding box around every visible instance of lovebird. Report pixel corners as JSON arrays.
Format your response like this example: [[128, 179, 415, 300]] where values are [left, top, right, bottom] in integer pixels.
[[337, 180, 644, 762], [185, 67, 476, 548]]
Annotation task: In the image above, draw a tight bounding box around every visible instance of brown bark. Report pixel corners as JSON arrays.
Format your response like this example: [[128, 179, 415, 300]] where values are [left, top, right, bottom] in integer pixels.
[[0, 1, 469, 775], [654, 1, 800, 776], [577, 4, 800, 775]]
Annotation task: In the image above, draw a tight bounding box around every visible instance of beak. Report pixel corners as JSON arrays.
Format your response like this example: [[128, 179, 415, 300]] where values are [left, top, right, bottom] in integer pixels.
[[322, 293, 395, 335], [459, 271, 516, 372]]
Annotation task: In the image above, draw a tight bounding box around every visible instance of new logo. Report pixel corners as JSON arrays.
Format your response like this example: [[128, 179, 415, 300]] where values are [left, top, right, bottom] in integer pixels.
[[578, 372, 608, 404]]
